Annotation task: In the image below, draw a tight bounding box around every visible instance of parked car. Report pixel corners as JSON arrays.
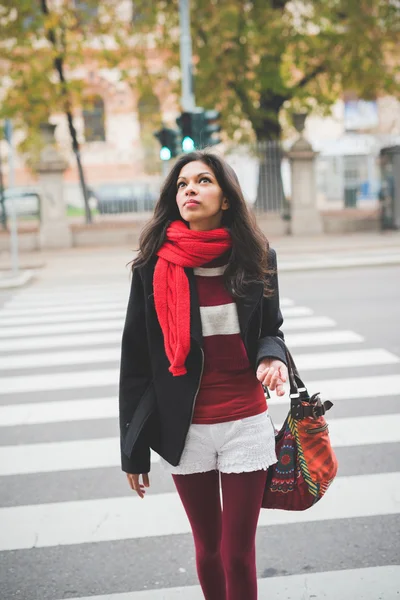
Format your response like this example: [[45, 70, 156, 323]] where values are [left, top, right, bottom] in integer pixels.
[[1, 187, 41, 218], [93, 182, 159, 214]]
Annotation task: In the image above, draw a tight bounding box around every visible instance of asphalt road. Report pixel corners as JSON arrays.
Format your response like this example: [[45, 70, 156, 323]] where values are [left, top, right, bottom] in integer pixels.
[[0, 264, 399, 600]]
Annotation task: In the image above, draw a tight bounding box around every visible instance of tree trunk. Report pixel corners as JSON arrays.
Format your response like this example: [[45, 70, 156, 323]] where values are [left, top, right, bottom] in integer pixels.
[[41, 0, 92, 224]]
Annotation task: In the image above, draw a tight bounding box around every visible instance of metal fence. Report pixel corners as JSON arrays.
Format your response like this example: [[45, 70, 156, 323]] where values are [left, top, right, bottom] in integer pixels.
[[226, 140, 289, 216], [252, 140, 287, 214]]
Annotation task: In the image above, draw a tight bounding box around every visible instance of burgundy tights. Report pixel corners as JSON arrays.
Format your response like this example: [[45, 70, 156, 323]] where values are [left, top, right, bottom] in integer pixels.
[[172, 469, 267, 600]]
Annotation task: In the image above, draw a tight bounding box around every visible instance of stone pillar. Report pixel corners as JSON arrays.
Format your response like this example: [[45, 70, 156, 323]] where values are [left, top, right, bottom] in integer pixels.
[[288, 114, 324, 236], [35, 123, 72, 249]]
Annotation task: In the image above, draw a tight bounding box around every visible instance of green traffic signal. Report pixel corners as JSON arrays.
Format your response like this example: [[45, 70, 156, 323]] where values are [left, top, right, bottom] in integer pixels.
[[182, 136, 195, 152], [153, 126, 180, 160], [176, 112, 195, 152], [160, 147, 172, 161]]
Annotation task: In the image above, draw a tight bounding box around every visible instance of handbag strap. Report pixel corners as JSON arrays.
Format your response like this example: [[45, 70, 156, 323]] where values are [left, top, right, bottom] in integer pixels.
[[284, 345, 333, 420], [285, 346, 308, 398]]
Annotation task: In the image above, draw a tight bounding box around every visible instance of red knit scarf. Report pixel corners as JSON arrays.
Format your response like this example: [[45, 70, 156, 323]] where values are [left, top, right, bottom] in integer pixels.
[[154, 220, 232, 376]]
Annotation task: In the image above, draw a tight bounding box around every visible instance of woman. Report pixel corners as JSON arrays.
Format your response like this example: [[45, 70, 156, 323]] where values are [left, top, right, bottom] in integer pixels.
[[119, 151, 288, 600]]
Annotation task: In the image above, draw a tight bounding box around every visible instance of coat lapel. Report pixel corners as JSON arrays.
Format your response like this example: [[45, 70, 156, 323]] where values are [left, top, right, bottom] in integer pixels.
[[236, 281, 264, 338], [185, 267, 203, 347]]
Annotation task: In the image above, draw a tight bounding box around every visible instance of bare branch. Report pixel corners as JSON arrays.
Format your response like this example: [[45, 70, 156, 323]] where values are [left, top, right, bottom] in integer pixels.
[[292, 63, 327, 91]]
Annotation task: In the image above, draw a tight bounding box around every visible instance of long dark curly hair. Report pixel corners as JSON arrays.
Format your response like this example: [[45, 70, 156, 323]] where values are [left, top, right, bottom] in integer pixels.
[[132, 151, 275, 298]]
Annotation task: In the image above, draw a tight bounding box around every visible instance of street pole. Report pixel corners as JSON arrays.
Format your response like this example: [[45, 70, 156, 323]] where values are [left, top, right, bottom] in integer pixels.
[[5, 119, 19, 276], [179, 0, 196, 111], [162, 161, 169, 179], [0, 142, 6, 230]]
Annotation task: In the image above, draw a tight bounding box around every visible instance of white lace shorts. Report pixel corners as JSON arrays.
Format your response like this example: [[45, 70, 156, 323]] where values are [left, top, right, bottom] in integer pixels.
[[159, 410, 277, 475]]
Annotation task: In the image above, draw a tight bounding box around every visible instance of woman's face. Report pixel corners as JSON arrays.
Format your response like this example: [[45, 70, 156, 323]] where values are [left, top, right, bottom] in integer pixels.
[[175, 160, 229, 231]]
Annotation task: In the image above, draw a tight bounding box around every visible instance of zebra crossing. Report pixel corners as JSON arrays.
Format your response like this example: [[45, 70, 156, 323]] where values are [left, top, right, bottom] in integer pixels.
[[0, 279, 399, 600]]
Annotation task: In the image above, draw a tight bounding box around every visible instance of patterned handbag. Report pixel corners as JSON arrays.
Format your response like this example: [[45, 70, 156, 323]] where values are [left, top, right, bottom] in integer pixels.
[[262, 347, 338, 511]]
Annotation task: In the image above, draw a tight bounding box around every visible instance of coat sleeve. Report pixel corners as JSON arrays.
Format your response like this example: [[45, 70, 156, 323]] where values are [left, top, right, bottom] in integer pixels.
[[119, 266, 152, 474], [256, 248, 287, 368]]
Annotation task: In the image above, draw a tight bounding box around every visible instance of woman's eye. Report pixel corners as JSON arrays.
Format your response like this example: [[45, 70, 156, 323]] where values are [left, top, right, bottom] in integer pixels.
[[200, 177, 211, 183], [177, 182, 186, 189]]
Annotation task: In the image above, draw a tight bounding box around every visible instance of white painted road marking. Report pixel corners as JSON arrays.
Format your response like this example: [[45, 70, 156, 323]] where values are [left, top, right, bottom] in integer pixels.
[[282, 316, 336, 330], [295, 348, 399, 369], [0, 302, 128, 318], [0, 305, 309, 326], [55, 566, 400, 600], [1, 347, 396, 372], [0, 397, 116, 426], [0, 320, 125, 339], [1, 413, 399, 475], [0, 329, 363, 354], [285, 330, 364, 347], [0, 310, 126, 327], [5, 293, 293, 308], [0, 347, 121, 370], [0, 472, 399, 550], [0, 331, 122, 353], [2, 365, 400, 398]]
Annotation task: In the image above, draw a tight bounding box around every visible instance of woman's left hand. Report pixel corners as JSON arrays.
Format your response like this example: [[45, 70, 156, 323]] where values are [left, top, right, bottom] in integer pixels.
[[256, 359, 288, 397]]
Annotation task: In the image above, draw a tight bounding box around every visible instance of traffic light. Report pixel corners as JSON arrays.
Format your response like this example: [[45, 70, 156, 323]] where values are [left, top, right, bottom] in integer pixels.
[[202, 110, 221, 147], [176, 109, 222, 151], [153, 127, 180, 160], [176, 112, 195, 152]]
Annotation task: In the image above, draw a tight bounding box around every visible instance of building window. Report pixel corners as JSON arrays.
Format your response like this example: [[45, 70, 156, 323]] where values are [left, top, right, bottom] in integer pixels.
[[83, 96, 105, 142]]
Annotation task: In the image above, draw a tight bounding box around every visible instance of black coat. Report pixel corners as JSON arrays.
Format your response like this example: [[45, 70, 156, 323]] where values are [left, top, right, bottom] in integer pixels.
[[119, 248, 286, 474]]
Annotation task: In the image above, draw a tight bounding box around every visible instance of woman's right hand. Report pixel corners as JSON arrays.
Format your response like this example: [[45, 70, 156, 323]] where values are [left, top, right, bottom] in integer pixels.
[[126, 473, 150, 499]]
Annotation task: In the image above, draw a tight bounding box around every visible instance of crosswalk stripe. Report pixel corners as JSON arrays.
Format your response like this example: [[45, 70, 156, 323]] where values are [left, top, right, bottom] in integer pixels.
[[0, 368, 119, 394], [56, 566, 400, 600], [285, 330, 364, 347], [1, 346, 396, 372], [0, 302, 304, 320], [4, 294, 129, 309], [0, 397, 115, 426], [10, 283, 130, 295], [4, 293, 294, 309], [0, 302, 129, 317], [1, 369, 400, 398], [0, 306, 310, 327], [0, 315, 333, 340], [0, 472, 398, 550], [283, 306, 313, 317], [0, 331, 122, 353], [1, 413, 398, 476], [282, 316, 336, 330], [0, 347, 121, 370], [0, 310, 126, 327], [294, 373, 400, 401], [0, 329, 364, 355], [0, 320, 125, 339], [0, 366, 395, 423], [295, 348, 399, 369]]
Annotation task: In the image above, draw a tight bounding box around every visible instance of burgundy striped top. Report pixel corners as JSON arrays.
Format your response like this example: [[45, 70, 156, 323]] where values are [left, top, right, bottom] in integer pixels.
[[192, 252, 267, 424]]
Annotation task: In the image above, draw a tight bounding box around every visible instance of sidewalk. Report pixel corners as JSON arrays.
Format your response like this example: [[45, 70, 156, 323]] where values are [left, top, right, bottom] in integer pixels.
[[1, 230, 400, 289]]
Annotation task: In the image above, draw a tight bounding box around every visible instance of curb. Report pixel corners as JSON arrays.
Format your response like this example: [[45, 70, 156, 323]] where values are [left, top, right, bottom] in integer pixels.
[[0, 270, 36, 290], [279, 255, 400, 272]]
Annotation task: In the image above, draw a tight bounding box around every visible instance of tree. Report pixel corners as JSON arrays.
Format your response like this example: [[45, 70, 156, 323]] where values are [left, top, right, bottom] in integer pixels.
[[0, 0, 134, 222], [128, 0, 400, 209]]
